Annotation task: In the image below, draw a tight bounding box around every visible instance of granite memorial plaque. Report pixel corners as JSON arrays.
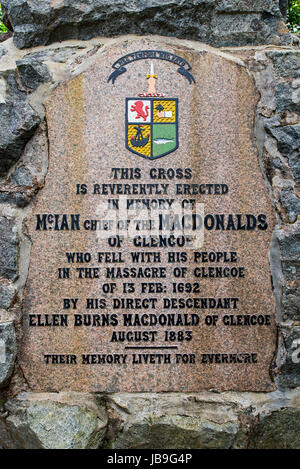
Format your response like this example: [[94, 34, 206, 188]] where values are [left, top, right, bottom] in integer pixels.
[[21, 39, 277, 392]]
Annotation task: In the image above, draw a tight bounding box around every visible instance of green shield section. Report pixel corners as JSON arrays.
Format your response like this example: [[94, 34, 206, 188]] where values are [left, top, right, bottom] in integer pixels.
[[152, 124, 177, 158]]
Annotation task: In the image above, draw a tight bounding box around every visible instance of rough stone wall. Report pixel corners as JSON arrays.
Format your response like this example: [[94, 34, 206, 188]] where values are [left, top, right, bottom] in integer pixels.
[[246, 48, 300, 393], [0, 0, 299, 449], [1, 0, 293, 49]]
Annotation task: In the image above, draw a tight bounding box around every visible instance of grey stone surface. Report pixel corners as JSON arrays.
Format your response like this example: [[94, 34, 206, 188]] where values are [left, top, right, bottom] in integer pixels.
[[253, 48, 300, 242], [2, 0, 290, 50], [104, 392, 300, 449], [276, 224, 300, 321], [0, 71, 40, 176], [106, 394, 244, 449], [276, 82, 300, 115], [282, 287, 300, 322], [266, 123, 300, 184], [0, 322, 17, 388], [266, 123, 300, 160], [15, 192, 30, 208], [278, 223, 300, 262], [1, 391, 300, 449], [280, 187, 300, 223], [0, 393, 107, 449], [282, 258, 300, 284], [250, 408, 300, 448], [0, 216, 18, 281], [16, 122, 49, 182], [0, 46, 6, 58], [277, 327, 300, 389], [211, 13, 266, 47], [0, 32, 12, 43], [16, 57, 51, 90], [110, 415, 241, 449], [11, 166, 33, 187], [21, 47, 79, 65], [216, 0, 277, 13], [279, 0, 288, 18], [272, 157, 283, 170], [0, 285, 16, 309], [268, 50, 300, 78], [0, 192, 29, 207], [52, 47, 78, 63], [16, 46, 84, 72], [0, 121, 48, 206]]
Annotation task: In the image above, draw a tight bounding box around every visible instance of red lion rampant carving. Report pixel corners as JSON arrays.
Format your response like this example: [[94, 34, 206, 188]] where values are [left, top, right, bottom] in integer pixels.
[[131, 101, 149, 121]]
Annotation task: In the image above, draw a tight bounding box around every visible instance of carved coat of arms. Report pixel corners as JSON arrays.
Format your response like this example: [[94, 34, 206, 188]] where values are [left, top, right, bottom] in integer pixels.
[[125, 64, 178, 160]]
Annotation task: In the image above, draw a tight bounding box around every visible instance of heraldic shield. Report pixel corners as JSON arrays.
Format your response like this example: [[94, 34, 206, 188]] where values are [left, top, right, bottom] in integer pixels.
[[126, 98, 178, 160]]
